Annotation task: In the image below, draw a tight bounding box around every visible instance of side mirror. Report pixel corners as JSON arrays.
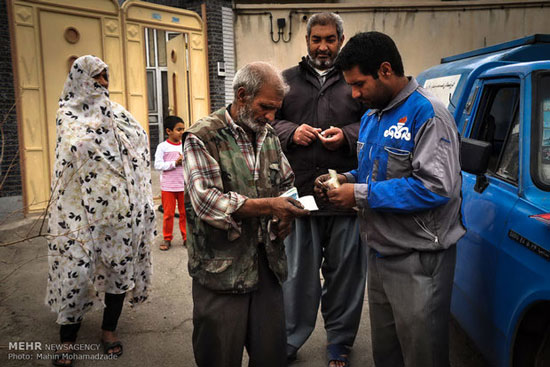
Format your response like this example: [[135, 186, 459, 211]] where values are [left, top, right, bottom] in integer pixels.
[[460, 138, 492, 193]]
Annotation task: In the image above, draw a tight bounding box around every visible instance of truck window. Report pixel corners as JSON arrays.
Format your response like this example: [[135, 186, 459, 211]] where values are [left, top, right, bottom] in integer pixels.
[[496, 112, 519, 183], [533, 73, 550, 189], [471, 84, 520, 179]]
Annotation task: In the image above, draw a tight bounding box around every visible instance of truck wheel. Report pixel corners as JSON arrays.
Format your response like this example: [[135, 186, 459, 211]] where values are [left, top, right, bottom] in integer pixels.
[[535, 326, 550, 367]]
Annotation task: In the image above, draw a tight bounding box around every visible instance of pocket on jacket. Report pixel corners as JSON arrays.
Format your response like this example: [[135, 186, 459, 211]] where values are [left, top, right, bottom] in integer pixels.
[[384, 146, 412, 179], [203, 258, 233, 274], [269, 163, 281, 187], [413, 211, 439, 245]]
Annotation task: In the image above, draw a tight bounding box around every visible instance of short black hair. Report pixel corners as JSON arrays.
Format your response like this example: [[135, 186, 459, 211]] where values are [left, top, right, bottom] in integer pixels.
[[335, 31, 404, 78], [164, 116, 184, 131]]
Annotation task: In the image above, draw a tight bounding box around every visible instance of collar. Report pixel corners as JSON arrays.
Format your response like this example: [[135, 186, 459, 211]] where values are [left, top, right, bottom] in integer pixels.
[[224, 105, 240, 134], [166, 139, 182, 146], [367, 77, 418, 117]]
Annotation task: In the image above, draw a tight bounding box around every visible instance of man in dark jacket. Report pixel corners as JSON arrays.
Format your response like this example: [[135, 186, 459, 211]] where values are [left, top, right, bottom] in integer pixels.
[[272, 13, 367, 367]]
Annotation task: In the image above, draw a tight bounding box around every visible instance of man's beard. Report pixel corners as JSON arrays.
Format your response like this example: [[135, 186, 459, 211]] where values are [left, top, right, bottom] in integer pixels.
[[364, 80, 394, 110], [308, 47, 339, 70], [237, 103, 268, 133]]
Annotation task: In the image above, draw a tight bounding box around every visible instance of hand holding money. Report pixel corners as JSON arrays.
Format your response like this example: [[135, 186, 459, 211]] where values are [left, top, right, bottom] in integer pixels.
[[314, 169, 347, 200], [325, 169, 341, 189]]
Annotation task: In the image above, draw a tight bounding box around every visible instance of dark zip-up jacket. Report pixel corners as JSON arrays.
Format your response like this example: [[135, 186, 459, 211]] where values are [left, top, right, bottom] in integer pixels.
[[273, 57, 367, 213]]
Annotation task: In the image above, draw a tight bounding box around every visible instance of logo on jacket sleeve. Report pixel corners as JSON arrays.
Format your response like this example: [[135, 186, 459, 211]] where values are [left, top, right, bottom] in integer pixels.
[[383, 116, 411, 141]]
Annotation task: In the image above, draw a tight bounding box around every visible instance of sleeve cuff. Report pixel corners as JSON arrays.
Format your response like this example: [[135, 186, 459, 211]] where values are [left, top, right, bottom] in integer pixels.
[[226, 193, 248, 241], [354, 183, 369, 209], [343, 172, 356, 183]]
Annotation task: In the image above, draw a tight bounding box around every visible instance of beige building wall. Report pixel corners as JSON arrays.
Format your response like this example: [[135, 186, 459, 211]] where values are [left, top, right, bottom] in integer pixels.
[[234, 0, 550, 77], [8, 0, 208, 213]]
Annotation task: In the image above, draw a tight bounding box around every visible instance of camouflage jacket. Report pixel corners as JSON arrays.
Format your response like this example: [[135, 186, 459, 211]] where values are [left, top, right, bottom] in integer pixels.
[[184, 108, 293, 293]]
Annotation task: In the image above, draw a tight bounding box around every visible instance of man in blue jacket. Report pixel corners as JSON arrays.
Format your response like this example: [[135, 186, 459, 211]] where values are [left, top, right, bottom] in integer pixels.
[[316, 32, 466, 367]]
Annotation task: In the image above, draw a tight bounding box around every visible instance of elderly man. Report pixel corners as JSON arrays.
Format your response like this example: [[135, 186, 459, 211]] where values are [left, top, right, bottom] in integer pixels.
[[272, 12, 367, 367], [319, 32, 466, 367], [183, 62, 309, 367]]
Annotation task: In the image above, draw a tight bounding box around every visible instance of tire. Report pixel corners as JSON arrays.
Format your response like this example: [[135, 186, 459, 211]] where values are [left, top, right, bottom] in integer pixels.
[[535, 326, 550, 367]]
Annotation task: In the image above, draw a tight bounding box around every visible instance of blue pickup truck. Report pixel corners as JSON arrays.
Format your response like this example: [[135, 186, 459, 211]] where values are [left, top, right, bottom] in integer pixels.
[[416, 34, 550, 367]]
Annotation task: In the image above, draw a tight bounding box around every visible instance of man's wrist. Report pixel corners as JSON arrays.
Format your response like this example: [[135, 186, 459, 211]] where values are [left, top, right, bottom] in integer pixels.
[[267, 197, 274, 216]]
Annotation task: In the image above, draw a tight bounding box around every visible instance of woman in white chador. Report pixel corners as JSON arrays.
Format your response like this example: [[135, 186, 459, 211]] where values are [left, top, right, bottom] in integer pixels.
[[46, 55, 155, 366]]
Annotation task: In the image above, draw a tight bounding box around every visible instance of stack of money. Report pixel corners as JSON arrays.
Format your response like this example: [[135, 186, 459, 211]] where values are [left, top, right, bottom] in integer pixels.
[[325, 169, 341, 189]]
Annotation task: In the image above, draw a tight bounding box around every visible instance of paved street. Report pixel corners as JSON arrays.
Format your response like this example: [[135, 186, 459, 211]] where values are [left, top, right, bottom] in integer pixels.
[[0, 171, 487, 367]]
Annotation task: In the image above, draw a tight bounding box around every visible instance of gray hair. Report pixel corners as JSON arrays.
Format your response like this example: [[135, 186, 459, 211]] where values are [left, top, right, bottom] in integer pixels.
[[232, 62, 288, 101], [306, 12, 344, 41]]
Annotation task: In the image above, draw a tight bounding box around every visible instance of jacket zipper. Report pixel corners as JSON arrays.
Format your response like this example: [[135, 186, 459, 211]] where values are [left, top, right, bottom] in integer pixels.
[[413, 216, 439, 244]]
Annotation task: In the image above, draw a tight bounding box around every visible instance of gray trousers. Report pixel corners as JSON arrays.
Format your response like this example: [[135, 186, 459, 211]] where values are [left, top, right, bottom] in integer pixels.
[[368, 246, 457, 367], [283, 215, 367, 351], [192, 245, 286, 367]]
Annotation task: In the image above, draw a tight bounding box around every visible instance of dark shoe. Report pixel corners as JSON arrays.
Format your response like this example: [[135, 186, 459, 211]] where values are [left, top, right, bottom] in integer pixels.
[[160, 240, 171, 251], [183, 239, 187, 248], [101, 339, 123, 357], [287, 344, 298, 363], [327, 344, 350, 367]]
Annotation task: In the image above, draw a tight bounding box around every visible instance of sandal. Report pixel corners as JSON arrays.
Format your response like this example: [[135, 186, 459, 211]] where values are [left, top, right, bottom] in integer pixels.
[[327, 344, 350, 367], [52, 343, 75, 366], [52, 354, 74, 366], [101, 339, 123, 357], [159, 240, 171, 251]]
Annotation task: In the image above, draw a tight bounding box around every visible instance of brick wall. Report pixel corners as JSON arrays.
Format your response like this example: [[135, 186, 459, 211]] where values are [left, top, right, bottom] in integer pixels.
[[0, 1, 22, 197], [202, 0, 230, 111]]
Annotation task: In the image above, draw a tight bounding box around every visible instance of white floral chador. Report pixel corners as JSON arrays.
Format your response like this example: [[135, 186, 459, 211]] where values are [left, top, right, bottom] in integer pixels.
[[46, 55, 155, 325]]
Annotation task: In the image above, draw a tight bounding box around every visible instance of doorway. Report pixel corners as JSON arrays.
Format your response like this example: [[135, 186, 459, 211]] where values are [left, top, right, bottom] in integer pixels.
[[145, 28, 192, 156]]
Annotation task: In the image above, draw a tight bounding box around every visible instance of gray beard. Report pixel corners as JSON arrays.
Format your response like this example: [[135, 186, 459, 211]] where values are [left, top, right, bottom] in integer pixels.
[[307, 52, 335, 70], [237, 104, 267, 134]]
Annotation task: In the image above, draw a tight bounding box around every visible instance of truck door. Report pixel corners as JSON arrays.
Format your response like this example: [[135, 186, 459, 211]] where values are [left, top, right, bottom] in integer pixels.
[[454, 78, 521, 359]]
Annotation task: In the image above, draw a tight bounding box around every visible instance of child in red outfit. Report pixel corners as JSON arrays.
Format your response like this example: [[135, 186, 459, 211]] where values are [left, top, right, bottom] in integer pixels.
[[154, 116, 187, 250]]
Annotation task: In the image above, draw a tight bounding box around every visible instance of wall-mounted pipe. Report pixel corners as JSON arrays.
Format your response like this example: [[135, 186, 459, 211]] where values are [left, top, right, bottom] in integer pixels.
[[235, 11, 295, 43]]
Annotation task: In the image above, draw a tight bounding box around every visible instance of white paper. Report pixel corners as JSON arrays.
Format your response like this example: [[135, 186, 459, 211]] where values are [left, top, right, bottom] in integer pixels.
[[297, 195, 318, 211], [280, 187, 318, 211]]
